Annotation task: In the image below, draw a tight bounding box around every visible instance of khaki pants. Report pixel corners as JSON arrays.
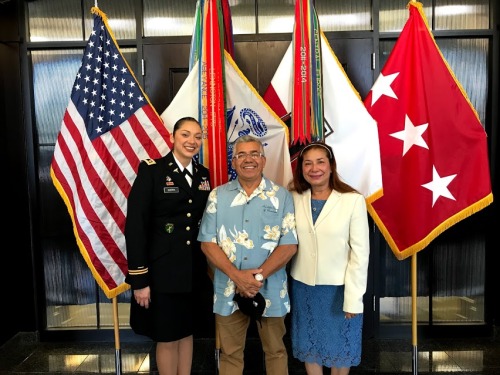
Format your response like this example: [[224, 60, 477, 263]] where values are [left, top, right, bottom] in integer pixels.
[[216, 310, 288, 375]]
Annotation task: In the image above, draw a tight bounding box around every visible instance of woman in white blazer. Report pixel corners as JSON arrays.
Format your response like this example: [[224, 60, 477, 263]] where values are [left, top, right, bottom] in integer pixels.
[[287, 142, 370, 375]]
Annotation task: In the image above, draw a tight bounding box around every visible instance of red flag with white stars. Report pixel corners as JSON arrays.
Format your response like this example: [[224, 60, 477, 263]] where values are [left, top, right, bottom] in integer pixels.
[[364, 2, 493, 260]]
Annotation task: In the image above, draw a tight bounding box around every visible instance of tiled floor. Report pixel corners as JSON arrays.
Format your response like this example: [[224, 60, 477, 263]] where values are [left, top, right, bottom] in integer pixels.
[[1, 332, 500, 374]]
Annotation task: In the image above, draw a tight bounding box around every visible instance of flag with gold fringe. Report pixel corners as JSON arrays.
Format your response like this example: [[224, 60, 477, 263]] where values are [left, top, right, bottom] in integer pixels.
[[364, 1, 493, 260], [50, 7, 172, 298], [263, 2, 382, 201], [162, 0, 292, 187]]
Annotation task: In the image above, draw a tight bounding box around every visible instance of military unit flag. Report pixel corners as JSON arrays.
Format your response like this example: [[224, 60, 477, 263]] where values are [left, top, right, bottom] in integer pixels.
[[162, 0, 292, 187], [263, 6, 382, 201]]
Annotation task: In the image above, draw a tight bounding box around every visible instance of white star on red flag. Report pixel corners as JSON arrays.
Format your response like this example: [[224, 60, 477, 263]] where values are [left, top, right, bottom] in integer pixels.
[[370, 72, 399, 105], [390, 114, 429, 156], [421, 166, 457, 207]]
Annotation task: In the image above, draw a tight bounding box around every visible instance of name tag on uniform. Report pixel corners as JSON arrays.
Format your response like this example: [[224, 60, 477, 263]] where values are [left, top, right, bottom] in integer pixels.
[[164, 187, 179, 193]]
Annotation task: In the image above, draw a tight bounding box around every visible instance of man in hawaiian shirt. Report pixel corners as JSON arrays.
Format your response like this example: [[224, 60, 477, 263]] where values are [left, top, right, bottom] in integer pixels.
[[198, 135, 298, 375]]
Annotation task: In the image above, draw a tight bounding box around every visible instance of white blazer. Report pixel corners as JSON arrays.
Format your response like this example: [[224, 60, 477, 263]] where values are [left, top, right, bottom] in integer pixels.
[[290, 189, 370, 313]]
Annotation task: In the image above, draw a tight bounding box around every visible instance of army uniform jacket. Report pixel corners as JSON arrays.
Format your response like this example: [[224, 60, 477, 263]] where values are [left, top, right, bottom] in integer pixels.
[[125, 152, 211, 293]]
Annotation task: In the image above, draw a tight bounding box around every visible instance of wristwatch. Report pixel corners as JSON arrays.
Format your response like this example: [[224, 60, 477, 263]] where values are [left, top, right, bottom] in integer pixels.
[[254, 273, 264, 282]]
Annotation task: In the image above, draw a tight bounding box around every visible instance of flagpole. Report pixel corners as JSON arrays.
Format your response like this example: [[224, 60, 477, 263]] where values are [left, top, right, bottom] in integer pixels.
[[112, 297, 123, 375], [215, 324, 220, 374], [411, 254, 418, 375]]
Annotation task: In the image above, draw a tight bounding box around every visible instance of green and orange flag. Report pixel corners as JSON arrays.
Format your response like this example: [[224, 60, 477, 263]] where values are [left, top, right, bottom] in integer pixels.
[[187, 0, 228, 187], [162, 0, 293, 187]]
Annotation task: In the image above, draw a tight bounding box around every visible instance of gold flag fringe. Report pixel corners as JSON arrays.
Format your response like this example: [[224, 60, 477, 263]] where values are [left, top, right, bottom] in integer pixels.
[[373, 193, 493, 261]]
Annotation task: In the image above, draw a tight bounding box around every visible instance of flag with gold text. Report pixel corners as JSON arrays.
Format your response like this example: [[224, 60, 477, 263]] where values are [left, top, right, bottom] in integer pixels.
[[191, 0, 228, 186], [291, 0, 323, 145]]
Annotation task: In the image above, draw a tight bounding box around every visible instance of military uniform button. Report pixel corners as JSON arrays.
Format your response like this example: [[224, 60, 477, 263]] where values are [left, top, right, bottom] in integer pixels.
[[187, 213, 191, 217], [188, 199, 193, 203], [186, 240, 191, 245], [186, 226, 191, 231]]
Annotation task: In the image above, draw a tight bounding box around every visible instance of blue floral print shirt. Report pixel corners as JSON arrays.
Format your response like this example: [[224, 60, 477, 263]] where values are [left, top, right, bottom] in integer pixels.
[[198, 176, 297, 317]]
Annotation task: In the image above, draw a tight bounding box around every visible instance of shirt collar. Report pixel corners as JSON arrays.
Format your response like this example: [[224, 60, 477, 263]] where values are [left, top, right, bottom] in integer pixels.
[[172, 153, 193, 175], [231, 176, 267, 198]]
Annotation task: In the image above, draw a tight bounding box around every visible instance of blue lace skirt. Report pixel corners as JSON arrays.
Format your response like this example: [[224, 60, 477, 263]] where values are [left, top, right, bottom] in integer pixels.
[[290, 278, 363, 368]]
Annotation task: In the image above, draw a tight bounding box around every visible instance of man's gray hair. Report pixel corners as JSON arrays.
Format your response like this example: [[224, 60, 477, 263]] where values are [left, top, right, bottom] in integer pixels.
[[233, 135, 265, 156]]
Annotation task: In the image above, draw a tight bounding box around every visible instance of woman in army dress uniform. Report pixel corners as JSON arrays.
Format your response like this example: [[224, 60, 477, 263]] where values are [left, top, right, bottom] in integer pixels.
[[125, 117, 211, 375]]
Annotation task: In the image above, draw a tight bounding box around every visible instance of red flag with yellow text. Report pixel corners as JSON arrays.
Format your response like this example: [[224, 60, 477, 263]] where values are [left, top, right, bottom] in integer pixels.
[[201, 0, 228, 187]]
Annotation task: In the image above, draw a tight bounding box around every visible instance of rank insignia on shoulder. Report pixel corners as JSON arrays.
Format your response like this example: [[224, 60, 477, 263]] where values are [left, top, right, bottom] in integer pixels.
[[144, 159, 156, 165], [165, 223, 174, 233]]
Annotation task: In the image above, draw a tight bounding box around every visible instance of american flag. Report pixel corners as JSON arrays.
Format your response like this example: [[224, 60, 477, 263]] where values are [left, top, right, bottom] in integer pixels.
[[50, 7, 172, 298]]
